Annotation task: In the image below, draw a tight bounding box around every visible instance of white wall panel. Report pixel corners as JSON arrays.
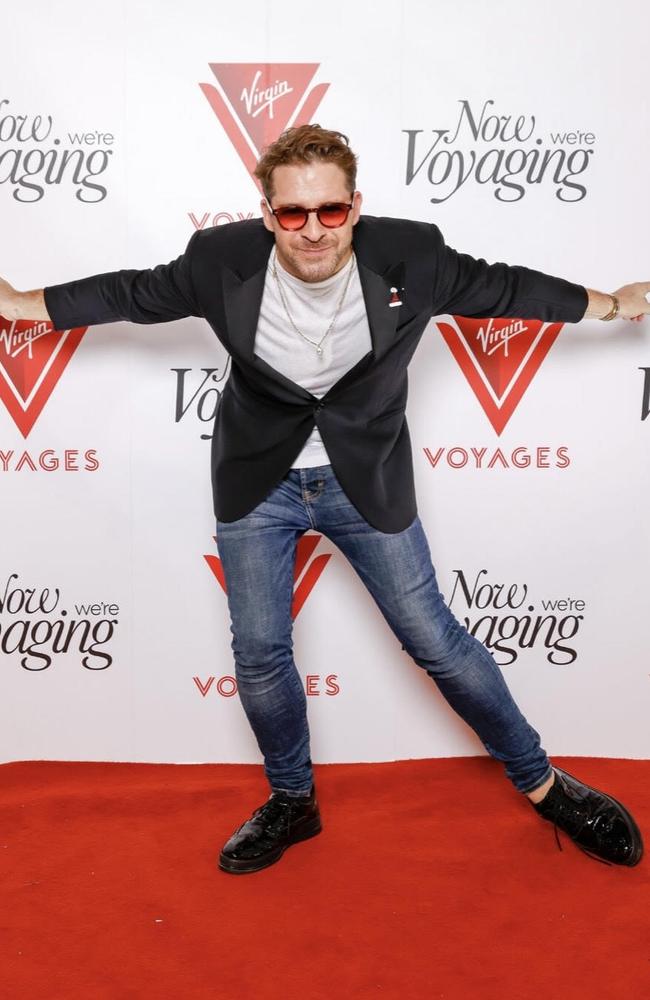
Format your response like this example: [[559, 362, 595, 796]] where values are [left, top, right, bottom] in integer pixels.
[[2, 0, 648, 763]]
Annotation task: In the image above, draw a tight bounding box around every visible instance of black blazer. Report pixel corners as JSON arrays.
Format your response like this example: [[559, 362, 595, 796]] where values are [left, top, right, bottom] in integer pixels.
[[44, 216, 588, 532]]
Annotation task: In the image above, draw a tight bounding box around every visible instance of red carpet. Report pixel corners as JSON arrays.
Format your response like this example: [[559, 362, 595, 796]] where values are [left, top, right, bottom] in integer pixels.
[[1, 756, 648, 999]]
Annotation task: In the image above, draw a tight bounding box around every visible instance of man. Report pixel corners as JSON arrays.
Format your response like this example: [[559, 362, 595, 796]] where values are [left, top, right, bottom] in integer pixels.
[[2, 125, 647, 874]]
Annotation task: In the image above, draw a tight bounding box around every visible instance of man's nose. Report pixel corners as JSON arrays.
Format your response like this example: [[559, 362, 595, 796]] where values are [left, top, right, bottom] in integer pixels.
[[301, 211, 326, 241]]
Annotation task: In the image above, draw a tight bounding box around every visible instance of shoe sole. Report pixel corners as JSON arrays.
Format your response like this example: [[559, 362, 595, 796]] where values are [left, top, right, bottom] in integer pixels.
[[555, 767, 644, 867], [218, 814, 323, 875]]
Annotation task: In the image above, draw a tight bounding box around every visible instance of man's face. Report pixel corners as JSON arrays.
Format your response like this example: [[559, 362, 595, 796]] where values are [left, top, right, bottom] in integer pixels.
[[261, 161, 362, 283]]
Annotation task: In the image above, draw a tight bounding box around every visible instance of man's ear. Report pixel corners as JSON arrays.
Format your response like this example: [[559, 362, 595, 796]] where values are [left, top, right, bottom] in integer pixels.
[[261, 197, 274, 233], [352, 189, 363, 226]]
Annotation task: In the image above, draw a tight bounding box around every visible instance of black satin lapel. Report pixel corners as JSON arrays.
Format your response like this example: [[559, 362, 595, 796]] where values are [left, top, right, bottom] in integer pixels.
[[357, 261, 405, 360], [222, 265, 268, 361]]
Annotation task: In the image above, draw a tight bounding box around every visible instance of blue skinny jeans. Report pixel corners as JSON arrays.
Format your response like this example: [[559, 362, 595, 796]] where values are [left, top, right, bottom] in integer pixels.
[[216, 464, 553, 797]]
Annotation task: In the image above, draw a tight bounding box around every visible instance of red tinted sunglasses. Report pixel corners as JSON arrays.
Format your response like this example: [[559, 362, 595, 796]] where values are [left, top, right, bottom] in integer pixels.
[[267, 198, 355, 231]]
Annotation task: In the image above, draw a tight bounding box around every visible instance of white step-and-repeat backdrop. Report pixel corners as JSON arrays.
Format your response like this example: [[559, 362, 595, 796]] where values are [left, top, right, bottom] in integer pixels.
[[2, 0, 649, 764]]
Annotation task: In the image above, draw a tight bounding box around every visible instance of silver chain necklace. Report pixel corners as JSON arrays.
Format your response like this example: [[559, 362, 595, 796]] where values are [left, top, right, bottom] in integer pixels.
[[271, 248, 355, 357]]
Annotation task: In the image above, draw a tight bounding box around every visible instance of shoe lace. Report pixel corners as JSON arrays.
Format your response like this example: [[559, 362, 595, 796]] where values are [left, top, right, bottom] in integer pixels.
[[551, 823, 614, 866], [549, 817, 614, 867], [252, 794, 294, 836], [542, 777, 615, 866]]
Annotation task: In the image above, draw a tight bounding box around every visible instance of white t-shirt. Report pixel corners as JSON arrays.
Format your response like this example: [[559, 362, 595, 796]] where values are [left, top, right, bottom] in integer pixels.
[[254, 249, 372, 468]]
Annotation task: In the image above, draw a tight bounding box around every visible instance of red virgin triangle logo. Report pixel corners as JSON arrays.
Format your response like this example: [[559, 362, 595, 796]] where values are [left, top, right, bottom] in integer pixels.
[[205, 533, 331, 619], [0, 316, 88, 437], [436, 315, 564, 434], [199, 63, 330, 192]]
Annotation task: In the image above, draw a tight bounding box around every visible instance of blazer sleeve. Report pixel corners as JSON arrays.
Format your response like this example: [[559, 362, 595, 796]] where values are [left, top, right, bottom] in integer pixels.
[[429, 224, 588, 323], [43, 230, 203, 330]]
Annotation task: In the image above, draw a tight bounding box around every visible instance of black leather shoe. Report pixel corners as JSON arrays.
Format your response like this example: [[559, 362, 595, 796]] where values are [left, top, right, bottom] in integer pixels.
[[218, 785, 322, 874], [532, 766, 644, 866]]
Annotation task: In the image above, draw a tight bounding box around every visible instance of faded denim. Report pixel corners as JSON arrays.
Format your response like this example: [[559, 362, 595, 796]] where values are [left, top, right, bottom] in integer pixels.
[[216, 464, 553, 797]]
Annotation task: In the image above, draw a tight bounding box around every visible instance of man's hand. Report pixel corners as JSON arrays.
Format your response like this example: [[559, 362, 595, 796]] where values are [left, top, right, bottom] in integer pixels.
[[0, 277, 51, 322], [613, 282, 650, 322], [0, 275, 19, 319], [586, 282, 650, 322]]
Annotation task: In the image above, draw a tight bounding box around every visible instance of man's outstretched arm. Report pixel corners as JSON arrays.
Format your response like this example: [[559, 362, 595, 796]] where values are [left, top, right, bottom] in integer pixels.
[[0, 231, 202, 327], [430, 224, 650, 324]]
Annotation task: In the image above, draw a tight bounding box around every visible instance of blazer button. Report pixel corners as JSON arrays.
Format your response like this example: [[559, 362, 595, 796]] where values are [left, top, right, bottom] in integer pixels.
[[315, 401, 324, 411]]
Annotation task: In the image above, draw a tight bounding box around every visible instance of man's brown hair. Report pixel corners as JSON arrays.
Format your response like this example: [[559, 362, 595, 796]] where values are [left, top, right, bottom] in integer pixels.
[[254, 124, 358, 200]]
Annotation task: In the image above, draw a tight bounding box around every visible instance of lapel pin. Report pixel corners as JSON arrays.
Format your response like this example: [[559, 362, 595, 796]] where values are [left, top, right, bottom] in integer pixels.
[[389, 286, 402, 308]]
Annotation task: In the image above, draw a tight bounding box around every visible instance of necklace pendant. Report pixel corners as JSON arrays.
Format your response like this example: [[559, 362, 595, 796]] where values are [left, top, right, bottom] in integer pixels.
[[316, 346, 323, 356]]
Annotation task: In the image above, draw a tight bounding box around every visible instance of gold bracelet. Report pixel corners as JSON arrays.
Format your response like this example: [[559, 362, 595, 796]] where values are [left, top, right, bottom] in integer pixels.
[[600, 294, 619, 321]]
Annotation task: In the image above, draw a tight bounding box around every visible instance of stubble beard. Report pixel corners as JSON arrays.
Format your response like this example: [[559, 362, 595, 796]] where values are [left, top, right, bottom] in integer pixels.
[[277, 241, 353, 284]]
